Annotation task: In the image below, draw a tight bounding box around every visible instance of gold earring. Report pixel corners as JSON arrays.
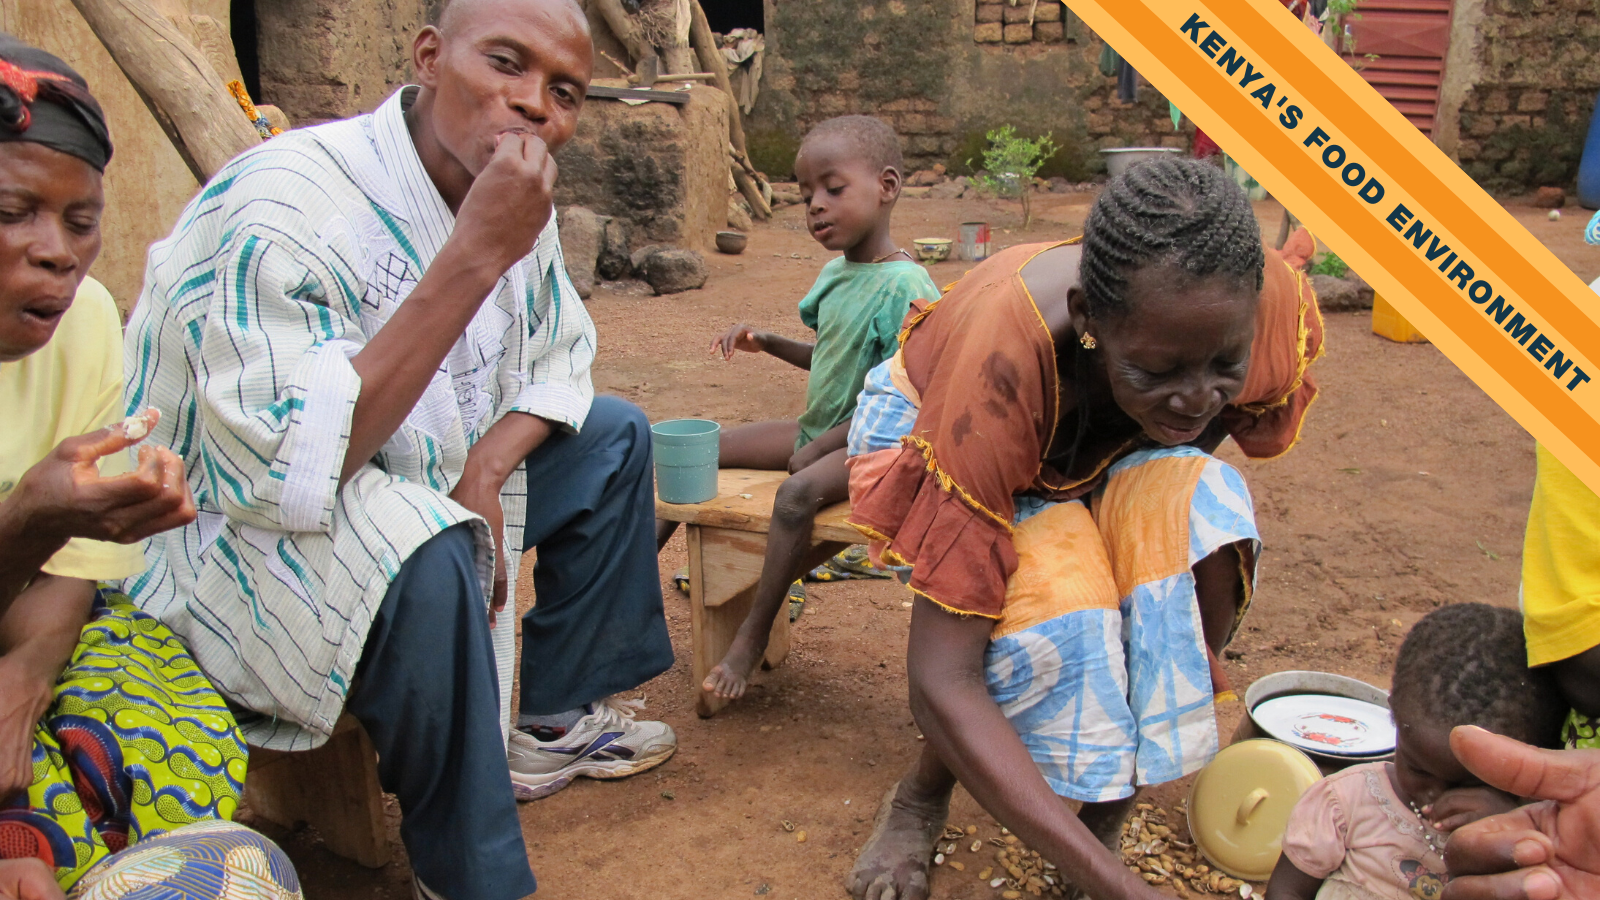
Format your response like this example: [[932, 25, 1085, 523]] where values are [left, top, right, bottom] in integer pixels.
[[1079, 333, 1097, 350]]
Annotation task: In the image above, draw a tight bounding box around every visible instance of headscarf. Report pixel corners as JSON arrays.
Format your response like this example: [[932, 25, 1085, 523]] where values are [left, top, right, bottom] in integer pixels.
[[0, 32, 111, 171]]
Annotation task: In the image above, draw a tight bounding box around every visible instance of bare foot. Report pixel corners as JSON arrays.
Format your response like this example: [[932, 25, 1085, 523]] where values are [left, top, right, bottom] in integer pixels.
[[847, 782, 952, 900], [700, 631, 767, 700]]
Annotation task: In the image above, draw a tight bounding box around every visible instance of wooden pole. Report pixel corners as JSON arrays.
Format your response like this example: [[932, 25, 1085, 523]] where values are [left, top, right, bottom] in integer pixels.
[[68, 0, 261, 183], [688, 0, 770, 220], [594, 0, 649, 65]]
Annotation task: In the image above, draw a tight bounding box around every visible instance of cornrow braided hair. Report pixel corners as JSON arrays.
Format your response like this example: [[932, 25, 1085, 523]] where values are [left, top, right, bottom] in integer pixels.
[[1049, 156, 1264, 476], [1079, 156, 1264, 322], [1389, 602, 1566, 749]]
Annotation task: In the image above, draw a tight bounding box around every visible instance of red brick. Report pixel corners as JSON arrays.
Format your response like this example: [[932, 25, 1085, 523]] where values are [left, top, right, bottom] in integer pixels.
[[1035, 21, 1065, 41], [1034, 2, 1064, 22], [1003, 4, 1032, 23], [1004, 22, 1034, 42], [976, 4, 1004, 23], [975, 22, 1004, 42]]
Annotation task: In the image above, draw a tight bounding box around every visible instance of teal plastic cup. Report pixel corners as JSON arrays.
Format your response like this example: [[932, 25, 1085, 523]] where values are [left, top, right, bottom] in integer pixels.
[[652, 418, 721, 504]]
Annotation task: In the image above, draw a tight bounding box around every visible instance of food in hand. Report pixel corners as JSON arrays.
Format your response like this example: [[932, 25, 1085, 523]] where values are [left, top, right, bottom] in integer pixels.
[[121, 409, 158, 441]]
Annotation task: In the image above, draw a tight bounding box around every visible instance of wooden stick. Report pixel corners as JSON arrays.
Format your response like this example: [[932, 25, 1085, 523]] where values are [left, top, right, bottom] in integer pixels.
[[68, 0, 261, 183], [594, 0, 648, 65], [688, 0, 746, 157], [729, 148, 772, 220], [689, 0, 771, 220]]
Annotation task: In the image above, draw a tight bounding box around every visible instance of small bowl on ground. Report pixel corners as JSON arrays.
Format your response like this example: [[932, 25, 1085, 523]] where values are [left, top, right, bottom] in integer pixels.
[[716, 231, 748, 254], [914, 238, 953, 263]]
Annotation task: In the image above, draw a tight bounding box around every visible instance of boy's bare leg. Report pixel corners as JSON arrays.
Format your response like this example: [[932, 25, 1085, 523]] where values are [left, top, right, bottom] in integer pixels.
[[849, 746, 957, 900], [702, 446, 849, 699], [655, 420, 801, 550]]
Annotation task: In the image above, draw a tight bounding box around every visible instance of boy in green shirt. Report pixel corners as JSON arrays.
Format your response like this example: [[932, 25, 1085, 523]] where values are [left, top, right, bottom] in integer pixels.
[[657, 115, 938, 703]]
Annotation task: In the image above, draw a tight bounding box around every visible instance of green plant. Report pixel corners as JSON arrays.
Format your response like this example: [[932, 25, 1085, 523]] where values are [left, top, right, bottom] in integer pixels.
[[968, 125, 1060, 229], [1309, 252, 1349, 278]]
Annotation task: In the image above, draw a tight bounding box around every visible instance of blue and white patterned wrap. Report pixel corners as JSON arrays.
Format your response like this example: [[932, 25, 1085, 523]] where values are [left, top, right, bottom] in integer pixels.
[[848, 358, 919, 458], [985, 600, 1138, 802], [1586, 209, 1600, 245], [847, 356, 1262, 799]]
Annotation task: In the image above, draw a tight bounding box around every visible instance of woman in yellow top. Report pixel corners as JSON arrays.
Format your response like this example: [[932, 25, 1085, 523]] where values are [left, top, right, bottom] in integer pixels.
[[1521, 443, 1600, 750], [0, 34, 300, 899]]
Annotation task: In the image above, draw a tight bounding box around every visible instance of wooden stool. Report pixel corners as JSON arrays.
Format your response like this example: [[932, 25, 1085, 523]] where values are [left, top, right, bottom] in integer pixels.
[[657, 469, 858, 717], [243, 713, 390, 868]]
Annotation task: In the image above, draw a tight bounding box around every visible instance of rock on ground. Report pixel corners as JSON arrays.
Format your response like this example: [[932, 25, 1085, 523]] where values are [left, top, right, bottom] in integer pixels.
[[630, 244, 670, 277], [1534, 186, 1567, 208], [597, 218, 632, 282], [645, 249, 709, 295], [728, 197, 754, 232], [1311, 273, 1366, 311], [559, 206, 603, 298], [928, 176, 967, 200]]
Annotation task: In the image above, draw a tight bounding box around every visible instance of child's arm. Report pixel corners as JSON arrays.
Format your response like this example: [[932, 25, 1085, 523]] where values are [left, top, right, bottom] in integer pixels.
[[907, 599, 1169, 900], [1265, 855, 1325, 900], [1429, 786, 1522, 833], [710, 324, 815, 370], [788, 422, 849, 474]]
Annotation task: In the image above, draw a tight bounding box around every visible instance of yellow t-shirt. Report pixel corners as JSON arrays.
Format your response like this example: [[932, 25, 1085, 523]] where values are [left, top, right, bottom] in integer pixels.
[[1522, 443, 1600, 666], [0, 276, 145, 580]]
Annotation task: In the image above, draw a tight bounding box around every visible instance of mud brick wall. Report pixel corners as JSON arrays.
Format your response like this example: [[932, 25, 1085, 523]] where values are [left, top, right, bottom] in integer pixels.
[[747, 0, 1193, 180], [1451, 0, 1600, 191], [972, 0, 1069, 46]]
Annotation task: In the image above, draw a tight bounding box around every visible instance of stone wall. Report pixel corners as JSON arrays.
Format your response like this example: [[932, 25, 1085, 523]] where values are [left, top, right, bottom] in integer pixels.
[[745, 0, 1192, 180], [1440, 0, 1600, 191]]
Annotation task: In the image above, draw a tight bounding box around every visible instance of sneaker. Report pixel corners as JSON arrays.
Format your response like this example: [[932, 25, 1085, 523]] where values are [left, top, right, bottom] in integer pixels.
[[508, 697, 677, 801]]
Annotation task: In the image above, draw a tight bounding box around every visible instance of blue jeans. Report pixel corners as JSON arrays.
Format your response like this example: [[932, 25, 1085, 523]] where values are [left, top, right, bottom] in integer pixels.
[[344, 397, 672, 900]]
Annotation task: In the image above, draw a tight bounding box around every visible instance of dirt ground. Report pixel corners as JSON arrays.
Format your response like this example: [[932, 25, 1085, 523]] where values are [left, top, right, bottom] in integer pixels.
[[248, 191, 1600, 899]]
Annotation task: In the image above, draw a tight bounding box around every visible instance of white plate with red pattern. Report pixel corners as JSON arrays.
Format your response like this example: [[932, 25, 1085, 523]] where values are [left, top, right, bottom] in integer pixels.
[[1251, 694, 1397, 757]]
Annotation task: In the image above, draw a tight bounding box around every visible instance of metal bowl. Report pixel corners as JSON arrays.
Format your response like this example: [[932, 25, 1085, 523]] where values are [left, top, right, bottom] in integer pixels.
[[715, 231, 748, 254], [1099, 146, 1185, 180], [1233, 670, 1395, 771], [914, 238, 953, 263]]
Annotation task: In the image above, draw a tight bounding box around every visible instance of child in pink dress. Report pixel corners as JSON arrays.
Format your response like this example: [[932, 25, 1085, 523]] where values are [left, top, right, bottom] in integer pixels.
[[1265, 604, 1566, 900]]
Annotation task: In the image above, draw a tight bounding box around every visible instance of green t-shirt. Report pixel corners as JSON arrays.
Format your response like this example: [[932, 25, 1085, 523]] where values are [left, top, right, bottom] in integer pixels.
[[795, 257, 939, 449]]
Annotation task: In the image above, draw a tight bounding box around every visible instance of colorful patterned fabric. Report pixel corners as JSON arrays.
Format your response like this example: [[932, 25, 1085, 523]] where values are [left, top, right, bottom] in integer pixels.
[[851, 365, 1261, 797], [1563, 709, 1600, 750], [1585, 209, 1600, 246], [69, 820, 301, 899], [0, 590, 248, 889]]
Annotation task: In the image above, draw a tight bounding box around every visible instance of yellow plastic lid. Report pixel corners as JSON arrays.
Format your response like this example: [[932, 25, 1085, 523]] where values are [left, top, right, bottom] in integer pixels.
[[1187, 739, 1323, 881]]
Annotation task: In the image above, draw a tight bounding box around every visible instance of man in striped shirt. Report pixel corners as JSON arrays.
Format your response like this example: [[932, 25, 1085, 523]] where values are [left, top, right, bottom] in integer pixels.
[[121, 1, 675, 896]]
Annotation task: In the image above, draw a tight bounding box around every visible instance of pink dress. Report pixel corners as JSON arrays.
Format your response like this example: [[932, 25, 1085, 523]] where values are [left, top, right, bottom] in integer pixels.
[[1280, 762, 1449, 900]]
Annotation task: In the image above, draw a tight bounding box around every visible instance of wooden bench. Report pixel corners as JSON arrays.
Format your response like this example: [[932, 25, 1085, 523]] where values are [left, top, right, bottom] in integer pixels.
[[656, 468, 858, 717], [240, 468, 853, 859], [243, 714, 390, 868]]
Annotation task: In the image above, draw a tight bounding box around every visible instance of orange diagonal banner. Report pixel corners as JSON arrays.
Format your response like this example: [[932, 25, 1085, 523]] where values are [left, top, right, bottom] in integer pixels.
[[1070, 0, 1600, 493]]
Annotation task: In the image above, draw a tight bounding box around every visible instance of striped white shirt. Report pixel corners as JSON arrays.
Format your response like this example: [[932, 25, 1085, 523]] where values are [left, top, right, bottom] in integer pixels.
[[123, 87, 595, 750]]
